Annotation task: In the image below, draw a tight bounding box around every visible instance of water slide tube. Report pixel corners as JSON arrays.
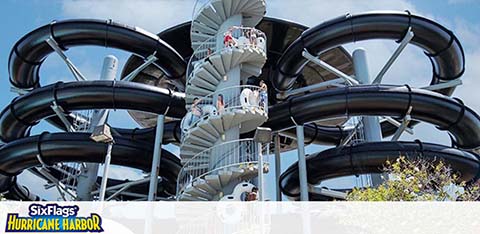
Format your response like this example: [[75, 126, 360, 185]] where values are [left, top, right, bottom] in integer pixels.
[[271, 11, 466, 146], [280, 141, 480, 200], [272, 85, 480, 200], [0, 133, 182, 199], [273, 11, 464, 95], [272, 11, 479, 200], [1, 19, 189, 199], [9, 19, 186, 89]]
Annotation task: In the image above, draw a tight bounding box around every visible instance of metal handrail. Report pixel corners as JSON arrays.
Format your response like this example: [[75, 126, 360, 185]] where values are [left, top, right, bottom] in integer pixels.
[[186, 36, 217, 78], [187, 26, 267, 81], [192, 0, 212, 27], [176, 138, 269, 196], [181, 85, 268, 140]]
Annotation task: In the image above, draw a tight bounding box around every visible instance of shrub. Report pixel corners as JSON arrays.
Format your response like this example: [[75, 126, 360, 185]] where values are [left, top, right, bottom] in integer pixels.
[[346, 156, 480, 201]]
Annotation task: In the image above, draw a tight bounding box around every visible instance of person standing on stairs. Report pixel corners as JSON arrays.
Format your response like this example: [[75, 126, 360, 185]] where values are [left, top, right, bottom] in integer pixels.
[[224, 30, 236, 48], [259, 80, 268, 112], [190, 97, 203, 126], [249, 28, 257, 47], [217, 94, 225, 115]]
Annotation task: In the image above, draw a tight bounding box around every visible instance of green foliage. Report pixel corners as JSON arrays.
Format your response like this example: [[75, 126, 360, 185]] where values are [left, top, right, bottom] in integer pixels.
[[346, 156, 480, 201]]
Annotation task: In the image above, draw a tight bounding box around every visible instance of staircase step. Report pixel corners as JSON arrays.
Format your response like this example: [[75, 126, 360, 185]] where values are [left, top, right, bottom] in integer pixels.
[[192, 21, 218, 35], [243, 0, 265, 14], [221, 111, 236, 130], [190, 74, 217, 91], [181, 142, 208, 153], [223, 0, 233, 17], [185, 186, 212, 200], [187, 134, 215, 147], [191, 32, 212, 43], [211, 1, 227, 21], [193, 14, 219, 32], [193, 179, 218, 195], [241, 62, 263, 77], [230, 48, 244, 68], [230, 167, 245, 179], [205, 174, 222, 191], [202, 62, 224, 81], [198, 121, 221, 138], [186, 85, 213, 96], [240, 0, 260, 12], [218, 170, 233, 186], [209, 115, 225, 133], [201, 6, 224, 25], [221, 50, 233, 72], [209, 54, 226, 75], [193, 126, 218, 142], [232, 0, 250, 14], [195, 67, 220, 86]]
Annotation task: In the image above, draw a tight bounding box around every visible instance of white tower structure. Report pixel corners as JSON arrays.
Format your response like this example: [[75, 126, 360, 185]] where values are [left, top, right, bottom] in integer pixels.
[[176, 0, 268, 201]]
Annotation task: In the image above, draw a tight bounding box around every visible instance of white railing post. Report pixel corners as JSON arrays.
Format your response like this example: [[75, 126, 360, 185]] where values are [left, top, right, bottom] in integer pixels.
[[148, 114, 166, 201]]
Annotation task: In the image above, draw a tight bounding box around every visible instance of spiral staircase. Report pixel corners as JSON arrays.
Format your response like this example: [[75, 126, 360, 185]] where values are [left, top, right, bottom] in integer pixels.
[[176, 0, 268, 201]]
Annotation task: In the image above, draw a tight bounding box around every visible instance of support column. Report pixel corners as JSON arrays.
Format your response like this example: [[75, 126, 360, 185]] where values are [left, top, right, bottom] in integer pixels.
[[296, 124, 309, 201], [98, 143, 113, 201], [257, 142, 264, 201], [77, 55, 118, 200], [274, 134, 282, 201], [148, 114, 165, 201], [352, 48, 383, 185]]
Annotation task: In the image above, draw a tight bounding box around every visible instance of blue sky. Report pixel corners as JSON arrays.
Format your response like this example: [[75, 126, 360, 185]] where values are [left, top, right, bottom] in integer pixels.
[[0, 0, 480, 200]]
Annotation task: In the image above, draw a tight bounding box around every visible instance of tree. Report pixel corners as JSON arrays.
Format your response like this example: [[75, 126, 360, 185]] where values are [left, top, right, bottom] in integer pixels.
[[346, 156, 480, 201]]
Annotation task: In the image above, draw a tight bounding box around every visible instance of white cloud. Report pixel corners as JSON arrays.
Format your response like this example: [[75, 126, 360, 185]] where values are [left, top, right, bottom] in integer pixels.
[[267, 0, 417, 26], [61, 0, 195, 33]]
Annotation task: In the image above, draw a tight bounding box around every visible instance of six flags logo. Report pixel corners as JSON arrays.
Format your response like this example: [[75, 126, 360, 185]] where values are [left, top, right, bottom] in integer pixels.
[[5, 203, 103, 233]]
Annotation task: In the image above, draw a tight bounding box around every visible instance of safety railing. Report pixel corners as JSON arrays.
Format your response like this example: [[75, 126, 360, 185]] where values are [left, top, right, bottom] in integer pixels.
[[181, 85, 268, 137], [176, 138, 269, 196], [191, 0, 211, 23], [186, 36, 217, 79], [186, 26, 267, 81]]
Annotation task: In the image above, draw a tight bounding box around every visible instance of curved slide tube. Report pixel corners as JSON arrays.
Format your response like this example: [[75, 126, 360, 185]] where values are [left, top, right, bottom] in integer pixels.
[[266, 85, 480, 149], [0, 80, 186, 143], [0, 132, 182, 199], [9, 19, 186, 89], [280, 141, 480, 200], [274, 11, 465, 96]]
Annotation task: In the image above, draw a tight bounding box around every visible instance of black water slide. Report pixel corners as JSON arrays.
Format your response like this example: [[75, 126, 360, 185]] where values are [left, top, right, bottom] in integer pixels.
[[274, 84, 480, 199], [273, 11, 480, 200], [1, 19, 189, 200], [0, 133, 182, 198], [9, 19, 186, 89], [273, 11, 464, 95], [280, 141, 480, 200]]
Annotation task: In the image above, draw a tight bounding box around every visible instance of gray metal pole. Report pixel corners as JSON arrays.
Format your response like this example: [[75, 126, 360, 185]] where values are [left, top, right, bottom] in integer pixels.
[[352, 48, 383, 185], [257, 142, 265, 201], [296, 124, 309, 201], [98, 143, 113, 201], [77, 55, 118, 200], [148, 114, 165, 201], [274, 134, 282, 201]]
